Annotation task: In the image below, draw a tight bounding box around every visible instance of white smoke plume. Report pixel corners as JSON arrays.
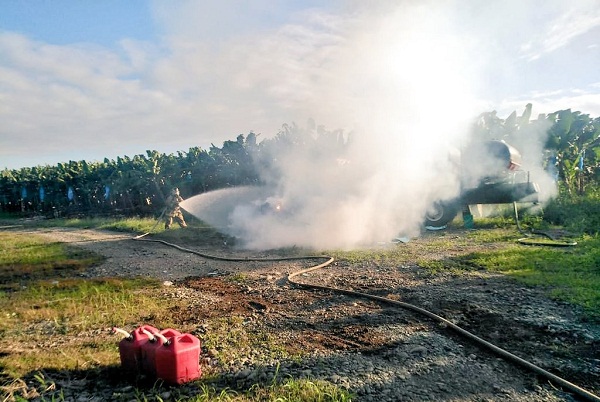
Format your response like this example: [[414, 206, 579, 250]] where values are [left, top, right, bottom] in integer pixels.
[[500, 113, 558, 203], [181, 2, 555, 250]]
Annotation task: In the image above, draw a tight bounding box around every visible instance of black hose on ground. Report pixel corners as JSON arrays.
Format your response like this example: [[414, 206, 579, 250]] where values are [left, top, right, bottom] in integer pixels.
[[288, 264, 600, 402], [133, 233, 598, 401], [513, 202, 577, 247]]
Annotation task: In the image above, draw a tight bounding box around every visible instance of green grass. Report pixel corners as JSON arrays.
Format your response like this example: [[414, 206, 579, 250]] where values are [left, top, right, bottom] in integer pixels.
[[0, 277, 176, 378], [199, 315, 292, 365], [328, 227, 518, 266], [105, 377, 354, 402], [0, 232, 104, 289], [0, 226, 350, 401], [419, 235, 600, 320], [0, 231, 179, 379], [20, 215, 235, 248], [327, 219, 599, 320], [248, 377, 354, 402], [25, 216, 165, 234], [1, 211, 598, 400], [543, 186, 600, 234]]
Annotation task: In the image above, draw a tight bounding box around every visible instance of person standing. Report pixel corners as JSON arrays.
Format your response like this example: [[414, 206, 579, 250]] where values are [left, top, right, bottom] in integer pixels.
[[164, 188, 187, 229]]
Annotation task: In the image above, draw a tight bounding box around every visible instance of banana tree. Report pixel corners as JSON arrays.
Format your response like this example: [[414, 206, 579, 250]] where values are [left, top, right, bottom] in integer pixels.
[[545, 110, 600, 194]]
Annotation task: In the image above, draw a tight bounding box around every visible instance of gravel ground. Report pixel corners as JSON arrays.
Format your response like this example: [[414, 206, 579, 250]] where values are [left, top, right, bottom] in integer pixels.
[[7, 226, 600, 402]]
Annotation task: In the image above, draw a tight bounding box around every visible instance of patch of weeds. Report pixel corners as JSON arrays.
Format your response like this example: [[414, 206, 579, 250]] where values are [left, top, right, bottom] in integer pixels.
[[227, 273, 249, 284], [330, 249, 384, 265], [543, 189, 600, 234], [464, 227, 522, 243], [97, 217, 162, 233], [200, 316, 293, 365], [0, 277, 176, 378], [331, 230, 508, 268], [0, 233, 104, 289], [16, 216, 165, 235], [250, 376, 354, 402], [0, 376, 52, 401], [184, 364, 354, 402], [4, 277, 163, 324], [155, 220, 236, 248], [420, 235, 600, 320]]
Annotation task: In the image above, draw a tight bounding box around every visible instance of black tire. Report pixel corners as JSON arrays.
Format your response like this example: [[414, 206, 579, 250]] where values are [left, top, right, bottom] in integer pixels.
[[424, 200, 460, 227]]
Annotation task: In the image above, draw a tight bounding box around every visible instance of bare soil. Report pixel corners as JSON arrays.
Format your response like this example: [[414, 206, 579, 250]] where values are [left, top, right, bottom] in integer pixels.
[[9, 226, 600, 401]]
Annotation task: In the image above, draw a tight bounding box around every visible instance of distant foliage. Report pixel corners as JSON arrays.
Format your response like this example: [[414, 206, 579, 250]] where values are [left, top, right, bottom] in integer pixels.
[[543, 186, 600, 234], [545, 110, 600, 195], [471, 105, 600, 233], [472, 104, 600, 195], [1, 109, 599, 219], [0, 134, 261, 217]]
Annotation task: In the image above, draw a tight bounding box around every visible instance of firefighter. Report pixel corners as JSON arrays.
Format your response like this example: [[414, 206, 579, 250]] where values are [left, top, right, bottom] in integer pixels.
[[164, 187, 187, 229]]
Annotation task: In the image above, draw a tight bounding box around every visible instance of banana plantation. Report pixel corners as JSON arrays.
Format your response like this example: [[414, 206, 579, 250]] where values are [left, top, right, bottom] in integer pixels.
[[0, 134, 262, 217], [1, 107, 599, 219]]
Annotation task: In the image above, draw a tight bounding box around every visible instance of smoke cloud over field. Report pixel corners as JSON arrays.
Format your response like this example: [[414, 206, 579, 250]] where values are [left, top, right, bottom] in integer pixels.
[[182, 2, 556, 250]]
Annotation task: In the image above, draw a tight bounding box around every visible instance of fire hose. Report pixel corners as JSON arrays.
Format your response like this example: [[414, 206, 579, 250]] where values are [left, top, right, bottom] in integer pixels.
[[513, 202, 577, 247], [132, 234, 599, 401]]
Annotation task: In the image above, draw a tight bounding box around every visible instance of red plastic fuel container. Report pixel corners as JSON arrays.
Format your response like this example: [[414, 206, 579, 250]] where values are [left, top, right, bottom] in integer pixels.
[[140, 328, 181, 378], [155, 333, 202, 385], [116, 325, 159, 375]]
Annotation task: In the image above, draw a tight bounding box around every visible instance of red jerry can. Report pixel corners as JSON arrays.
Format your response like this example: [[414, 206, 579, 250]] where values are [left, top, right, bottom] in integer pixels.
[[155, 333, 202, 385], [116, 325, 159, 375], [140, 328, 181, 378]]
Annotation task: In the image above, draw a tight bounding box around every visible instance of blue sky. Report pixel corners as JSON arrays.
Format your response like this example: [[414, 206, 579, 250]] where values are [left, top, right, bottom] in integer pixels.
[[1, 0, 599, 170], [0, 1, 158, 46]]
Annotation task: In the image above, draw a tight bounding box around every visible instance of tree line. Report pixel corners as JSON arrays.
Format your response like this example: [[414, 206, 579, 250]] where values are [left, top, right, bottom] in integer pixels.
[[472, 105, 600, 195], [1, 106, 599, 217], [0, 134, 262, 216]]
